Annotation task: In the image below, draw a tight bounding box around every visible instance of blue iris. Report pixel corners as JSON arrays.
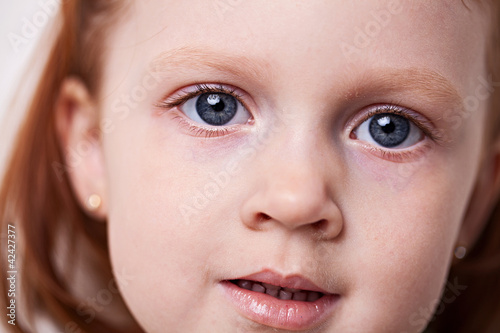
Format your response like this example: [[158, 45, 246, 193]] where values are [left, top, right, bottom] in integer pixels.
[[196, 93, 237, 126], [369, 113, 409, 148]]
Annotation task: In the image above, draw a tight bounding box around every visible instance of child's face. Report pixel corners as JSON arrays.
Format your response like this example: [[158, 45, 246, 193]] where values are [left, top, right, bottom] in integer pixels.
[[91, 1, 490, 332]]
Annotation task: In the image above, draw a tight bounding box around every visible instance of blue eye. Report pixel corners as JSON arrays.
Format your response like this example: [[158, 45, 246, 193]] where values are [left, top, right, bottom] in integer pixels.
[[355, 113, 423, 148], [181, 92, 250, 126]]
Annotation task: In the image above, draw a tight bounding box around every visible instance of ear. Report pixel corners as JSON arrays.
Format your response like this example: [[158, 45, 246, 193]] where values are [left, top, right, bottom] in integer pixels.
[[55, 77, 107, 221], [456, 138, 500, 254]]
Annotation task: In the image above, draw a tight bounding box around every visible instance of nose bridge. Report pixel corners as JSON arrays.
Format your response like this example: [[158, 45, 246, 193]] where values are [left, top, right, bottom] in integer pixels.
[[266, 108, 324, 169], [267, 112, 331, 187]]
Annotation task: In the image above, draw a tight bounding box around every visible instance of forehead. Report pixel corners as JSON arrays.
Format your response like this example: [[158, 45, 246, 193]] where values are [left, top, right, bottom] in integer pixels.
[[106, 1, 490, 98]]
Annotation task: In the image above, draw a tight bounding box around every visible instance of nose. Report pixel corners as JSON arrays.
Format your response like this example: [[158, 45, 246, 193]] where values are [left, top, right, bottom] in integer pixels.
[[240, 145, 343, 240]]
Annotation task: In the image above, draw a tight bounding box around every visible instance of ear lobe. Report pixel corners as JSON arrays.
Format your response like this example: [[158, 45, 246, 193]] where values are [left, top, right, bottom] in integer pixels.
[[55, 77, 108, 221], [456, 139, 500, 253]]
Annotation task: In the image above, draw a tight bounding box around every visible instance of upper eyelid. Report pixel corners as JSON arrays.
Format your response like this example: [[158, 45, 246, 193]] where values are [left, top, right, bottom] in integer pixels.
[[158, 83, 249, 110]]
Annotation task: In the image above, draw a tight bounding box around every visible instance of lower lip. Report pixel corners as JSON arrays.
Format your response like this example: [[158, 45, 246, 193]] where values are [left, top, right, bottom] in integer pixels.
[[220, 281, 339, 330]]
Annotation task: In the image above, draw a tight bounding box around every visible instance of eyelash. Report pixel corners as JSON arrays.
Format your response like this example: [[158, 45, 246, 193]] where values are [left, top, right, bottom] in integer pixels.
[[350, 104, 441, 162], [160, 84, 244, 108], [156, 84, 249, 138], [157, 88, 440, 161]]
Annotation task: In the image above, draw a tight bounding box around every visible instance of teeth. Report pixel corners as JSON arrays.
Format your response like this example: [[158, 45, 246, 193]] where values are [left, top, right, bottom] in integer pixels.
[[234, 280, 324, 302], [307, 292, 321, 302], [265, 288, 279, 297], [237, 280, 253, 290], [278, 290, 293, 300], [292, 291, 308, 301], [262, 283, 280, 290], [251, 283, 266, 293]]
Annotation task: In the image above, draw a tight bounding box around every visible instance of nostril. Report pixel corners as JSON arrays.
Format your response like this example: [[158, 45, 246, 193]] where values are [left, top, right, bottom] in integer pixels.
[[259, 213, 272, 222], [314, 219, 328, 231], [314, 217, 343, 240]]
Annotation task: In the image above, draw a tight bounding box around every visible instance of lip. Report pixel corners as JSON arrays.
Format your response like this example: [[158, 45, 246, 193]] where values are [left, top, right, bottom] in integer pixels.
[[220, 269, 339, 330]]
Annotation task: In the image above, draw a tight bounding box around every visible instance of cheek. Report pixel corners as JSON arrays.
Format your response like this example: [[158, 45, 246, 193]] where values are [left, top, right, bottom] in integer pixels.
[[103, 114, 247, 330], [339, 146, 476, 331]]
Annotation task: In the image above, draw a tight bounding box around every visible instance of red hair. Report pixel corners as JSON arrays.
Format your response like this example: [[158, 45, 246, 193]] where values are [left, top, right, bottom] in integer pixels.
[[0, 1, 141, 332]]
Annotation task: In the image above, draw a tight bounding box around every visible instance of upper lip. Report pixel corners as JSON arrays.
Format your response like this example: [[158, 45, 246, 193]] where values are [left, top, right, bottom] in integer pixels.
[[232, 269, 333, 294]]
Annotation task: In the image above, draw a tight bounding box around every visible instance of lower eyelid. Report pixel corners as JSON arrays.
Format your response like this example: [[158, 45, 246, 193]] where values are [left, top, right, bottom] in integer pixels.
[[168, 109, 246, 138], [350, 137, 432, 163]]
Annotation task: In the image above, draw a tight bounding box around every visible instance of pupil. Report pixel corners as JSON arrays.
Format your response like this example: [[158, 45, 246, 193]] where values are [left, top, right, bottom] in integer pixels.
[[212, 100, 225, 112], [380, 122, 395, 134]]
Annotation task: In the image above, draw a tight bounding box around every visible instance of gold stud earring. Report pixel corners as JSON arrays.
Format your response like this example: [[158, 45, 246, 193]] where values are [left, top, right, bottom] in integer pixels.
[[454, 245, 467, 260], [86, 194, 102, 211]]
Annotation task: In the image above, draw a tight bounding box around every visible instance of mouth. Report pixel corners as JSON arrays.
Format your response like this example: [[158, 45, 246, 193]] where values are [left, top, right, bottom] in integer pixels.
[[228, 279, 325, 302], [220, 270, 339, 330]]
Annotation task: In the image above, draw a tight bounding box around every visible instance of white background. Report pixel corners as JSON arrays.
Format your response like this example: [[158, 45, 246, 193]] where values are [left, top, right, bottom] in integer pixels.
[[0, 0, 43, 123], [0, 0, 52, 174]]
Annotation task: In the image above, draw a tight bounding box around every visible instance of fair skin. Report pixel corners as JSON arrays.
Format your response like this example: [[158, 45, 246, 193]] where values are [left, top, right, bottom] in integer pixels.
[[56, 1, 500, 332]]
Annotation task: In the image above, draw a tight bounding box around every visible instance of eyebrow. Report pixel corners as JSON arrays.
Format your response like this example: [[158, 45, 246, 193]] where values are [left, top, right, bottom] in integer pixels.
[[150, 47, 464, 112], [344, 68, 464, 111], [150, 46, 272, 84]]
